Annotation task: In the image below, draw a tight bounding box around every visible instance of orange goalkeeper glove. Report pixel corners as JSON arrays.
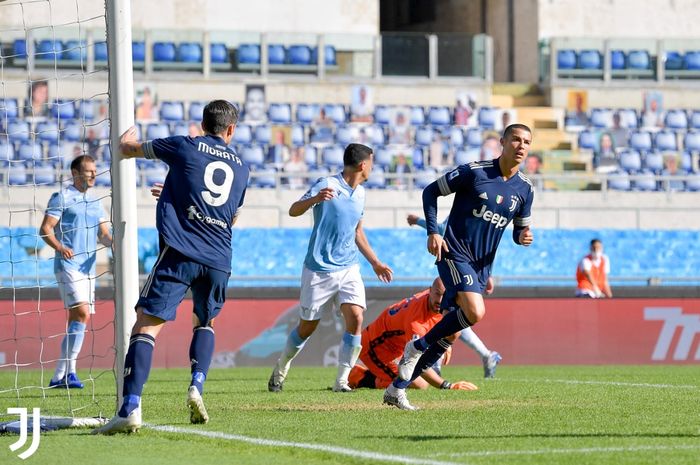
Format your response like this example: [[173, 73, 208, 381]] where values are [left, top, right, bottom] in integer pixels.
[[440, 380, 478, 391]]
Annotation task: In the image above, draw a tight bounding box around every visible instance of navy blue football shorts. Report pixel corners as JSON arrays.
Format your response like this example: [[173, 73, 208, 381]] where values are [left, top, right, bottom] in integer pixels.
[[436, 258, 487, 311], [136, 244, 230, 325]]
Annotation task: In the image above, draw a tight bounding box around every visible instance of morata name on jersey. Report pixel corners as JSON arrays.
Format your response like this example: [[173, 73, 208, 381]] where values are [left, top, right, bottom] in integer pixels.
[[198, 141, 243, 165]]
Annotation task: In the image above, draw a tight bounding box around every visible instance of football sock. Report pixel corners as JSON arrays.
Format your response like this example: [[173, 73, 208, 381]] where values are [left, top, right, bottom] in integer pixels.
[[275, 327, 308, 373], [414, 308, 472, 350], [336, 332, 362, 384], [52, 320, 86, 381], [393, 338, 452, 389], [189, 326, 215, 395], [118, 334, 155, 417], [459, 327, 490, 358]]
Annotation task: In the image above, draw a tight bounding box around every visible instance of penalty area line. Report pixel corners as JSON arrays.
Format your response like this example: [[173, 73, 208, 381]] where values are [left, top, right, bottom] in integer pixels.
[[146, 424, 469, 465]]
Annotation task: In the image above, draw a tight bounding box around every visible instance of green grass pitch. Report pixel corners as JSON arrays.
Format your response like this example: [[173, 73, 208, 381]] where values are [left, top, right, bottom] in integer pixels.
[[1, 365, 698, 465]]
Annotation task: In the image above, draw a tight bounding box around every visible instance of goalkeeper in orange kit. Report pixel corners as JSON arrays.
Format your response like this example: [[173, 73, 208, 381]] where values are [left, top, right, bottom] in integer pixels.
[[348, 277, 477, 391]]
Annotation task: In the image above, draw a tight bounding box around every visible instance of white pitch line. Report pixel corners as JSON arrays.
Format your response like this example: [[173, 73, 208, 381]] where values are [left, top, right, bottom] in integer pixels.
[[441, 444, 700, 458], [504, 378, 698, 389], [146, 424, 468, 465]]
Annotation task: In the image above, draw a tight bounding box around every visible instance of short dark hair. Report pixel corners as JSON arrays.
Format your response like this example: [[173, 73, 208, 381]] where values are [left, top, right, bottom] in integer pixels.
[[590, 238, 602, 247], [343, 143, 373, 167], [201, 100, 239, 135], [503, 123, 532, 139], [70, 154, 95, 173]]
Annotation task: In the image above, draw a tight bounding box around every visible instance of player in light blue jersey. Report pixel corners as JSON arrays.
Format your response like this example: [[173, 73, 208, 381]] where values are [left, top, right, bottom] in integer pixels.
[[40, 155, 112, 390], [268, 143, 393, 393], [385, 124, 534, 410], [95, 100, 249, 434]]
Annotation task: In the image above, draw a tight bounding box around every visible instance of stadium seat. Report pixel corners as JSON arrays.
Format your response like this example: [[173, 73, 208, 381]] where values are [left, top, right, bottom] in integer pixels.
[[689, 111, 700, 130], [323, 104, 346, 124], [427, 106, 451, 126], [17, 142, 43, 162], [664, 51, 684, 70], [414, 168, 437, 189], [254, 124, 272, 145], [0, 141, 16, 161], [412, 147, 425, 168], [683, 131, 700, 151], [590, 108, 613, 129], [321, 145, 344, 168], [302, 145, 318, 166], [619, 149, 642, 172], [146, 123, 171, 140], [132, 41, 145, 61], [288, 45, 312, 65], [32, 163, 55, 185], [643, 151, 664, 173], [50, 99, 76, 120], [178, 42, 202, 62], [686, 173, 700, 191], [7, 120, 30, 143], [680, 151, 694, 171], [36, 39, 64, 60], [268, 44, 286, 65], [557, 49, 576, 69], [310, 45, 337, 65], [63, 40, 86, 61], [296, 103, 318, 124], [36, 121, 59, 143], [374, 147, 392, 168], [13, 39, 27, 58], [664, 109, 688, 130], [251, 166, 277, 188], [367, 125, 386, 146], [94, 41, 108, 61], [610, 50, 626, 69], [335, 125, 355, 146], [409, 106, 425, 126], [454, 148, 480, 165], [188, 101, 205, 121], [578, 129, 598, 150], [268, 103, 292, 124], [633, 170, 658, 191], [465, 128, 483, 148], [144, 164, 168, 185], [607, 170, 630, 190], [160, 101, 185, 121], [7, 163, 28, 185], [448, 126, 464, 147], [153, 42, 176, 62], [374, 105, 391, 125], [237, 44, 260, 64], [414, 126, 433, 146], [231, 124, 252, 145], [364, 166, 386, 189], [94, 163, 111, 187], [171, 121, 189, 136], [78, 100, 96, 121], [578, 49, 602, 69], [627, 50, 651, 69], [0, 98, 19, 120], [210, 43, 228, 63], [684, 51, 700, 70], [654, 130, 678, 151], [290, 124, 305, 146], [628, 131, 653, 152], [618, 108, 639, 128], [478, 107, 499, 129], [240, 144, 265, 168]]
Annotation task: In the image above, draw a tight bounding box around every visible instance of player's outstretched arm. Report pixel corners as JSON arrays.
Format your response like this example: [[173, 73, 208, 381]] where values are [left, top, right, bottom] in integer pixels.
[[420, 367, 478, 391], [289, 187, 334, 217], [355, 220, 393, 283], [119, 126, 145, 159]]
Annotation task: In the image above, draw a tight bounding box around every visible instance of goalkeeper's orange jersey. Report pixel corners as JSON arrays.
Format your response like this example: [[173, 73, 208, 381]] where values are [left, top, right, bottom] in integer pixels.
[[360, 289, 443, 379]]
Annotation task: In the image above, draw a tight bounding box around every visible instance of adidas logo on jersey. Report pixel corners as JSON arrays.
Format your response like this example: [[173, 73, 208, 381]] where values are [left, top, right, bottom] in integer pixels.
[[473, 205, 508, 228], [478, 192, 488, 200]]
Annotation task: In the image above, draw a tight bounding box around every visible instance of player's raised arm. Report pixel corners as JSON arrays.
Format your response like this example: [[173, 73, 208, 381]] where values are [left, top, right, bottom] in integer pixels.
[[355, 220, 393, 283], [289, 185, 334, 217], [119, 126, 145, 158]]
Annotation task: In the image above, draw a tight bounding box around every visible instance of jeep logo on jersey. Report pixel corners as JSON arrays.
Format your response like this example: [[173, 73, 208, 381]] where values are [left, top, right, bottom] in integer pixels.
[[473, 205, 508, 228]]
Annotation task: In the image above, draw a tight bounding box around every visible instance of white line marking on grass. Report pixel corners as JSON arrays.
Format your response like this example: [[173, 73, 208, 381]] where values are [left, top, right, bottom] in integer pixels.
[[147, 424, 468, 465], [441, 444, 700, 457], [505, 378, 698, 389]]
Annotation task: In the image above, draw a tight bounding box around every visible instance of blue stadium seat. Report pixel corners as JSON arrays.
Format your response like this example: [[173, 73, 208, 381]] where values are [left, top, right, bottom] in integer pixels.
[[144, 164, 168, 185], [610, 50, 626, 70], [233, 124, 252, 145], [254, 124, 272, 145], [78, 100, 96, 121], [311, 45, 337, 65], [427, 106, 451, 126], [290, 124, 305, 146], [643, 151, 664, 173], [36, 39, 64, 60], [557, 49, 576, 69], [629, 131, 653, 152], [178, 42, 202, 62], [160, 101, 185, 121], [321, 145, 344, 168], [171, 121, 189, 136], [686, 174, 700, 191], [210, 43, 228, 63], [51, 99, 76, 120], [240, 144, 264, 168], [683, 131, 700, 151], [323, 104, 346, 124], [302, 145, 318, 166], [7, 163, 28, 185], [36, 121, 59, 143], [607, 169, 630, 190], [414, 126, 433, 146], [374, 147, 392, 168], [619, 149, 642, 172], [448, 126, 464, 147], [94, 41, 108, 61], [13, 39, 27, 58], [590, 108, 613, 128], [0, 141, 16, 161], [237, 44, 260, 64], [268, 44, 286, 65], [633, 170, 658, 191], [684, 51, 700, 70], [578, 49, 602, 69], [296, 103, 318, 124], [478, 107, 499, 129], [664, 51, 684, 70], [132, 41, 145, 61], [0, 98, 19, 120], [188, 101, 205, 121], [578, 129, 597, 150], [251, 166, 277, 188], [409, 106, 425, 126], [414, 168, 437, 189], [146, 123, 171, 140], [374, 105, 391, 125], [63, 40, 86, 61], [7, 120, 30, 143], [32, 163, 55, 185], [664, 109, 688, 130], [268, 103, 292, 124], [367, 125, 386, 146], [288, 45, 312, 65], [627, 50, 651, 69], [654, 130, 677, 151], [454, 148, 480, 165], [681, 151, 694, 171], [153, 42, 176, 62], [335, 125, 354, 146], [465, 128, 483, 148], [412, 147, 425, 168], [618, 108, 639, 128], [364, 166, 386, 189], [17, 142, 43, 162]]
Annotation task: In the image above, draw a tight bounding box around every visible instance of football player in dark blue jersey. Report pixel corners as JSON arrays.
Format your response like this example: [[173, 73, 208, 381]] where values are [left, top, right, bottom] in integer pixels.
[[95, 100, 249, 433], [385, 124, 534, 410]]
